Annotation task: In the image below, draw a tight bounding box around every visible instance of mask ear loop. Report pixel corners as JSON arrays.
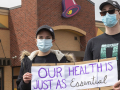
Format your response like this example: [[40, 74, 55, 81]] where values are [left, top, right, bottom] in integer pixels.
[[117, 10, 120, 25], [115, 11, 120, 21]]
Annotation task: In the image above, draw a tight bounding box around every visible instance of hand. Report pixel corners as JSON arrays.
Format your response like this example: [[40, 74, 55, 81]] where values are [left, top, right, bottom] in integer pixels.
[[113, 80, 120, 90], [23, 72, 32, 84]]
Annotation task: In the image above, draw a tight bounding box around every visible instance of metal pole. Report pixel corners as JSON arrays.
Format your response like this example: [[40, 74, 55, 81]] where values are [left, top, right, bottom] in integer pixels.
[[54, 42, 60, 50]]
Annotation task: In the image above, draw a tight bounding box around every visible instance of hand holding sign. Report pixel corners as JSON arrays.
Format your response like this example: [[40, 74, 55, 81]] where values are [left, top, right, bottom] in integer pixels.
[[113, 80, 120, 90], [23, 72, 32, 84]]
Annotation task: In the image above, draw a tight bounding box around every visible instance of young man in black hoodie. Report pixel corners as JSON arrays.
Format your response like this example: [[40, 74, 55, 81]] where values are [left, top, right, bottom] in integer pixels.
[[16, 25, 75, 90]]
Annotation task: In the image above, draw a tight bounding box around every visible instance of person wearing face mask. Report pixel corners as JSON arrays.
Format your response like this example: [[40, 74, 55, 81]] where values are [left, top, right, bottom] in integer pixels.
[[16, 25, 75, 90], [83, 0, 120, 79]]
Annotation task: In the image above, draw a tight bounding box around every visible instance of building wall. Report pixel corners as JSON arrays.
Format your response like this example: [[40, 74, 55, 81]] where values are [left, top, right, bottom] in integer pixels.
[[0, 8, 11, 90], [9, 0, 38, 66], [0, 29, 10, 58], [0, 8, 10, 59], [51, 30, 81, 51], [4, 66, 12, 90]]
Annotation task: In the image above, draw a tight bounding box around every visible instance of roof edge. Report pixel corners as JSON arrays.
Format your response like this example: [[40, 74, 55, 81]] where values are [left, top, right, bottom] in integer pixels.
[[9, 5, 21, 10], [95, 20, 103, 23], [0, 7, 9, 10], [0, 28, 9, 30], [87, 0, 95, 5], [0, 5, 21, 10]]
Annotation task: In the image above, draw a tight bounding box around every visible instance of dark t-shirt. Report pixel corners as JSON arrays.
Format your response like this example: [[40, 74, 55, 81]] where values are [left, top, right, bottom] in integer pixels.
[[32, 52, 67, 63], [83, 33, 120, 79]]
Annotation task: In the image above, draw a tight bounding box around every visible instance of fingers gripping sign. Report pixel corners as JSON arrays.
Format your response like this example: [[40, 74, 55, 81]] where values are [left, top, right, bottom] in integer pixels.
[[113, 80, 120, 90], [23, 72, 32, 84]]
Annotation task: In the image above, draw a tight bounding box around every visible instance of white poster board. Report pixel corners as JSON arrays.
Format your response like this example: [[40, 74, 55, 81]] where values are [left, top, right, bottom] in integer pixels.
[[31, 60, 118, 90]]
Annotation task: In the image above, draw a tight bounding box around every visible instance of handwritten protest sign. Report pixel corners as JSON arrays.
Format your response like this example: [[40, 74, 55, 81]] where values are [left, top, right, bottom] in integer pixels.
[[31, 59, 118, 90]]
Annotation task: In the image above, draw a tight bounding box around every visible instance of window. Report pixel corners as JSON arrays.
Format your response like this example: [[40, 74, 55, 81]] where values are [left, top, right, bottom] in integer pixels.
[[0, 67, 4, 90], [12, 67, 20, 90]]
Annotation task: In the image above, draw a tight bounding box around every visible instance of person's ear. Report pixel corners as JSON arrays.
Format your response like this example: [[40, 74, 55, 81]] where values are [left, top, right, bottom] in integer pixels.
[[35, 38, 37, 44], [119, 11, 120, 20]]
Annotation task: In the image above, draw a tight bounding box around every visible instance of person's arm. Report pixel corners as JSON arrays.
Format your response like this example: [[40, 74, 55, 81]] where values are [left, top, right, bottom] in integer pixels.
[[113, 80, 120, 90], [83, 39, 93, 61], [16, 59, 31, 90]]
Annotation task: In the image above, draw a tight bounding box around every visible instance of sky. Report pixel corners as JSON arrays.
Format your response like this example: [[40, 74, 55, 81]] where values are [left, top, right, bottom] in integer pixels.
[[0, 0, 120, 21], [0, 0, 21, 8]]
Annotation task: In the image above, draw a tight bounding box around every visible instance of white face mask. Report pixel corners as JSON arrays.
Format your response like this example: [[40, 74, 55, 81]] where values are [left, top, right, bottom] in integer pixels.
[[37, 39, 53, 52]]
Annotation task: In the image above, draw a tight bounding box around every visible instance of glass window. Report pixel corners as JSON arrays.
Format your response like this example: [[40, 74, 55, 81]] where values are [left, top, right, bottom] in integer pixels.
[[12, 67, 20, 90], [0, 68, 4, 90]]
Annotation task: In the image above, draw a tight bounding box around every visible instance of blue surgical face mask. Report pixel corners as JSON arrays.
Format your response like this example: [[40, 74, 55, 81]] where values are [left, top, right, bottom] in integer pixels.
[[102, 13, 118, 27], [37, 39, 53, 52]]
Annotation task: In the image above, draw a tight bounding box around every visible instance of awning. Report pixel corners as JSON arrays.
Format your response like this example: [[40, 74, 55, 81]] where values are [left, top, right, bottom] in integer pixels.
[[0, 58, 10, 66]]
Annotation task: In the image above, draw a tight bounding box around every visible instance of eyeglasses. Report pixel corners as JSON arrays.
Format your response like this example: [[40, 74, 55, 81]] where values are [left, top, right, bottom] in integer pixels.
[[100, 9, 119, 16]]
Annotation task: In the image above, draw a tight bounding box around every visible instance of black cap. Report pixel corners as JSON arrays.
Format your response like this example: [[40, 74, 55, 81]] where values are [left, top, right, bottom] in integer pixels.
[[99, 0, 120, 10], [36, 25, 55, 39]]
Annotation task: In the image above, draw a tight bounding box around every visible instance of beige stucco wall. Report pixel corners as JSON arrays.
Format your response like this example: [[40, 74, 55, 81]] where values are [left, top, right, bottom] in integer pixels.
[[0, 30, 10, 58], [51, 30, 80, 51], [4, 66, 12, 90]]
